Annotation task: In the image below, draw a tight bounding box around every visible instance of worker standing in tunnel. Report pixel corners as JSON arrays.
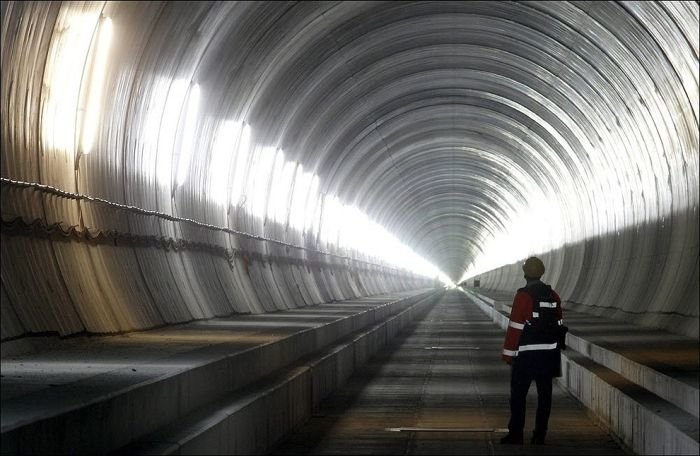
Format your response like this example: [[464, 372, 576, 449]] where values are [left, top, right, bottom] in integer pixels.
[[499, 256, 568, 445]]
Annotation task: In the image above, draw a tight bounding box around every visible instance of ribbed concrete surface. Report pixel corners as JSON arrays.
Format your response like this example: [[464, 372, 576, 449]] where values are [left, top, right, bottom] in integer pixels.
[[0, 290, 434, 454], [273, 290, 624, 455], [2, 0, 698, 342]]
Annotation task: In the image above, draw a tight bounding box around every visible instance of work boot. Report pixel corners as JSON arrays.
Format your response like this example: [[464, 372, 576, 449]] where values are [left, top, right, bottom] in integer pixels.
[[500, 433, 524, 444], [531, 430, 546, 445]]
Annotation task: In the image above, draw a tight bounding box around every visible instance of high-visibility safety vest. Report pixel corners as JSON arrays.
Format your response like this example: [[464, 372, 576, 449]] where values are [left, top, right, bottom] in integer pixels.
[[501, 282, 566, 363]]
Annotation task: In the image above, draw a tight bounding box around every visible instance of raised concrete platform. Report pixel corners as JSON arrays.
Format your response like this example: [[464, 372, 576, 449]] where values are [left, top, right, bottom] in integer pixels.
[[273, 290, 625, 455], [1, 288, 440, 455], [464, 287, 699, 455]]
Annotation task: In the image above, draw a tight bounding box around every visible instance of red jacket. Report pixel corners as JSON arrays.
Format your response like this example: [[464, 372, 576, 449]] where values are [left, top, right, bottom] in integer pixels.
[[502, 287, 562, 363]]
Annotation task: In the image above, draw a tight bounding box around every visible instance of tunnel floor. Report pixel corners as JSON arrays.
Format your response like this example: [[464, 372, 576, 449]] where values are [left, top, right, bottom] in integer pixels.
[[272, 290, 625, 455]]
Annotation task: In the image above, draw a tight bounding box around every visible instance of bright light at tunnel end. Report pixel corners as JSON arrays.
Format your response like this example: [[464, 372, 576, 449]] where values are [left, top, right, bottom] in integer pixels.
[[315, 195, 454, 287], [456, 192, 566, 286]]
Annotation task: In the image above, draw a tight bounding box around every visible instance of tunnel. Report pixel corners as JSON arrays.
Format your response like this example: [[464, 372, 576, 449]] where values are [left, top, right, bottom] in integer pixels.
[[0, 1, 698, 454]]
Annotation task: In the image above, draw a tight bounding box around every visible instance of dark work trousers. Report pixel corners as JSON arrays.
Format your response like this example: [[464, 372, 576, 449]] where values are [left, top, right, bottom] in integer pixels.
[[507, 357, 553, 437]]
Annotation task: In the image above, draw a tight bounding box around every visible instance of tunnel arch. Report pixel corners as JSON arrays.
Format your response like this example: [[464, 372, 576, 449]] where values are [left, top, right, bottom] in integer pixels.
[[1, 1, 698, 341]]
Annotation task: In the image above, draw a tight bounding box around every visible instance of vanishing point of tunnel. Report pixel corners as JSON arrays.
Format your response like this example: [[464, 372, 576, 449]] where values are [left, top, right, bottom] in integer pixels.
[[0, 1, 698, 455]]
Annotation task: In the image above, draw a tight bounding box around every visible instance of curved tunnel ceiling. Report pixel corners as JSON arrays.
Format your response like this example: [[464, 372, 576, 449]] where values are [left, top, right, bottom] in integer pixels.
[[2, 0, 698, 286], [258, 0, 699, 281]]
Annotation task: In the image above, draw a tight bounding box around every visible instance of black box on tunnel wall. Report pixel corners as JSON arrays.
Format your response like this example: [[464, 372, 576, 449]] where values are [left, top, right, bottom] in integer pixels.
[[473, 279, 480, 288]]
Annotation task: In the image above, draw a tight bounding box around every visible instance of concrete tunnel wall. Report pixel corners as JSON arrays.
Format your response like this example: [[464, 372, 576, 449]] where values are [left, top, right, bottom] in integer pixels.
[[1, 2, 698, 341]]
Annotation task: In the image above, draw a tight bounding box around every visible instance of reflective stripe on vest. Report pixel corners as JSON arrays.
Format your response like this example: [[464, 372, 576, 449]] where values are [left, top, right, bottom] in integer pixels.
[[503, 349, 518, 357], [532, 311, 560, 320], [509, 321, 524, 330], [539, 302, 557, 308], [518, 342, 558, 352]]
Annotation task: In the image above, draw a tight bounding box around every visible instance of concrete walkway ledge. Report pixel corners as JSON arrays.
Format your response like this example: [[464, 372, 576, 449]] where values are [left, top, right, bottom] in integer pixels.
[[0, 289, 441, 455], [119, 290, 439, 454]]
